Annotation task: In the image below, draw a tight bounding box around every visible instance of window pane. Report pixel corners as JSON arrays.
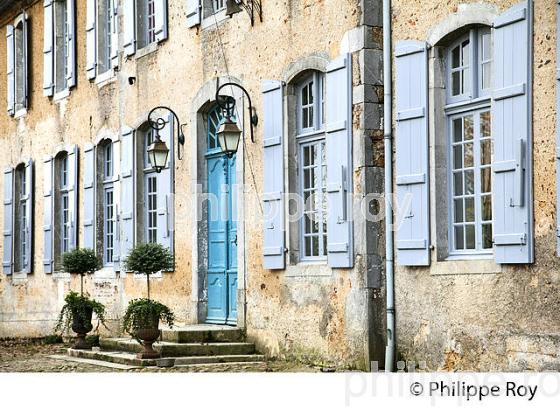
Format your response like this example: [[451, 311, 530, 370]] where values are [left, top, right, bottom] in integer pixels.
[[454, 199, 464, 223], [481, 140, 492, 165], [465, 197, 474, 222], [464, 116, 473, 141], [481, 168, 491, 193], [453, 146, 463, 169], [454, 226, 464, 250], [482, 195, 492, 221], [452, 71, 461, 95], [462, 40, 470, 65], [302, 85, 308, 105], [482, 63, 491, 90], [465, 225, 475, 249], [453, 172, 463, 196], [451, 46, 460, 68], [304, 237, 311, 257], [464, 170, 474, 194], [480, 111, 491, 137], [482, 224, 493, 249], [464, 142, 474, 167], [453, 118, 463, 142]]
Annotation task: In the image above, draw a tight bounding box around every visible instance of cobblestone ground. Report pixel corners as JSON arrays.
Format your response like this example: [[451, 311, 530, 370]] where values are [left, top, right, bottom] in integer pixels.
[[0, 339, 321, 373]]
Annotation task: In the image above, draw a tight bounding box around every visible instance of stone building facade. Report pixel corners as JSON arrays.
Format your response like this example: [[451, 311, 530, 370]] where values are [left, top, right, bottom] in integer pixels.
[[392, 0, 560, 371], [0, 0, 385, 369]]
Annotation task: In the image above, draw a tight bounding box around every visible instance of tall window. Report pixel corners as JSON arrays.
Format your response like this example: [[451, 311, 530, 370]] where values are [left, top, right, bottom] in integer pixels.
[[54, 0, 69, 93], [213, 0, 226, 12], [13, 165, 27, 272], [102, 142, 114, 265], [137, 0, 157, 48], [97, 0, 114, 75], [447, 28, 493, 255], [60, 155, 70, 254], [143, 128, 158, 243], [296, 71, 327, 260], [14, 19, 26, 111]]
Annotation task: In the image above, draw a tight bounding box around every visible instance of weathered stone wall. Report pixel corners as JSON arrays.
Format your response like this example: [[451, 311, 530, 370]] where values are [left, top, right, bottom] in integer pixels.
[[0, 0, 384, 369], [392, 0, 560, 371]]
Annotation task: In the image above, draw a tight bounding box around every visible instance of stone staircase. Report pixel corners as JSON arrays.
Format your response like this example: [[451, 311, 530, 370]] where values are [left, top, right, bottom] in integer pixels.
[[67, 325, 265, 368]]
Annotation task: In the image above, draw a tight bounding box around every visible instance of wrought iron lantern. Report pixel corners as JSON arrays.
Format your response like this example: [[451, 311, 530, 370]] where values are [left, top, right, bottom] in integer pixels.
[[215, 82, 258, 158], [147, 106, 186, 173]]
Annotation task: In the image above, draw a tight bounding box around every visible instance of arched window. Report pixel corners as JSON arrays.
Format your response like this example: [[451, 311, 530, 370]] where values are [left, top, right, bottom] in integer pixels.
[[137, 125, 159, 244], [445, 27, 493, 255], [96, 139, 115, 266]]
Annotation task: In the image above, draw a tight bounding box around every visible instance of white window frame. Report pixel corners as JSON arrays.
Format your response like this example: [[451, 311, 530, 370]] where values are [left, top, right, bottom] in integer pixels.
[[12, 14, 27, 115], [54, 0, 70, 95], [58, 154, 71, 257], [136, 0, 157, 50], [295, 71, 327, 262], [445, 26, 493, 258], [142, 128, 158, 243], [13, 165, 27, 272], [96, 0, 115, 78], [102, 142, 114, 266]]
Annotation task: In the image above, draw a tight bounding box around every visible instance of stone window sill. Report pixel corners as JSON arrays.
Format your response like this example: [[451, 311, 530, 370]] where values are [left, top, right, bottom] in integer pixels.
[[95, 70, 116, 88], [136, 42, 159, 59], [53, 88, 70, 103], [430, 257, 502, 276], [285, 261, 332, 278], [201, 10, 229, 30]]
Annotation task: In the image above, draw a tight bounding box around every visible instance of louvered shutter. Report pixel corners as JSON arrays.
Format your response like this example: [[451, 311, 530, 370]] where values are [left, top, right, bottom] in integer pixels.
[[67, 146, 78, 250], [155, 0, 168, 42], [156, 116, 174, 256], [83, 144, 96, 250], [7, 25, 15, 116], [86, 0, 97, 80], [111, 0, 119, 68], [261, 80, 285, 269], [23, 13, 29, 109], [120, 128, 135, 265], [43, 156, 53, 273], [123, 0, 136, 56], [557, 0, 560, 256], [325, 55, 354, 268], [394, 41, 430, 266], [492, 1, 533, 264], [186, 0, 201, 28], [23, 160, 33, 274], [67, 0, 76, 88], [3, 168, 13, 275], [43, 0, 54, 96]]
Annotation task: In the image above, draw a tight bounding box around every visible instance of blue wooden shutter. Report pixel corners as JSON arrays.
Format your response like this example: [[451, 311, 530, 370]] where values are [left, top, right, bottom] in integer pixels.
[[43, 0, 54, 96], [120, 128, 135, 264], [123, 0, 136, 56], [394, 41, 430, 266], [43, 156, 53, 273], [157, 116, 174, 256], [6, 25, 15, 116], [67, 145, 78, 250], [492, 1, 533, 264], [110, 0, 119, 68], [3, 168, 13, 275], [261, 80, 285, 269], [325, 55, 354, 268], [186, 0, 201, 28], [83, 144, 96, 250], [86, 0, 97, 80], [23, 159, 33, 274], [155, 0, 168, 42], [67, 0, 76, 88]]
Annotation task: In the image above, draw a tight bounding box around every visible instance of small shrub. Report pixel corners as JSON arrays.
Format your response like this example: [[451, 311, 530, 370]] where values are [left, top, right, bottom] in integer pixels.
[[61, 248, 101, 275], [123, 243, 173, 275], [123, 298, 174, 339], [54, 291, 108, 334], [85, 334, 100, 347]]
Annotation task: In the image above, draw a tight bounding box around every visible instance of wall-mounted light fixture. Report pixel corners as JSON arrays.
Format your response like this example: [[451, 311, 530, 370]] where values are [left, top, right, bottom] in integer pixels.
[[147, 106, 186, 173], [215, 82, 258, 158], [225, 0, 263, 26]]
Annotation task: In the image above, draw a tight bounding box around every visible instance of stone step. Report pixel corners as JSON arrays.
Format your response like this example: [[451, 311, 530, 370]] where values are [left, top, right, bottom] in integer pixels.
[[100, 337, 256, 357], [67, 348, 265, 368], [160, 325, 244, 343]]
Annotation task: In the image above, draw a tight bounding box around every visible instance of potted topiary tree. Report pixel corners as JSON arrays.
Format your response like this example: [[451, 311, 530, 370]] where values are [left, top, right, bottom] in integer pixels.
[[54, 248, 105, 350], [122, 243, 175, 359]]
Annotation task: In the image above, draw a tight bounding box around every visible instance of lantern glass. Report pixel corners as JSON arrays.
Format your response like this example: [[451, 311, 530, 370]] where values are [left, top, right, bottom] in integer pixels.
[[147, 139, 169, 172], [217, 117, 242, 157]]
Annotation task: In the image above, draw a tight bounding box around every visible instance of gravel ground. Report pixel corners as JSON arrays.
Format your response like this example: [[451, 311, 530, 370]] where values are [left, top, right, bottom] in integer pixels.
[[0, 339, 320, 373]]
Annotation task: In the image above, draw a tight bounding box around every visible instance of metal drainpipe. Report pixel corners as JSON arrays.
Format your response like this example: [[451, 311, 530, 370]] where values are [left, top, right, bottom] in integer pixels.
[[383, 0, 395, 372]]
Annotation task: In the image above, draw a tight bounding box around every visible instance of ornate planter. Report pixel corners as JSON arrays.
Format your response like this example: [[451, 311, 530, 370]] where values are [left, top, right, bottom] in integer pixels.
[[71, 305, 94, 350], [135, 314, 161, 359]]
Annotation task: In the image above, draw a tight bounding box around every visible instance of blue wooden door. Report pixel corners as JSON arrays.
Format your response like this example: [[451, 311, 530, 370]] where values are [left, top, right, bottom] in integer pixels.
[[206, 106, 238, 325]]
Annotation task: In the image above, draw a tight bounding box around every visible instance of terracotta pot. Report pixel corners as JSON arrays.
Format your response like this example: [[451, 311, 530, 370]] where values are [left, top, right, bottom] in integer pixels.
[[71, 305, 93, 350], [135, 314, 161, 359]]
